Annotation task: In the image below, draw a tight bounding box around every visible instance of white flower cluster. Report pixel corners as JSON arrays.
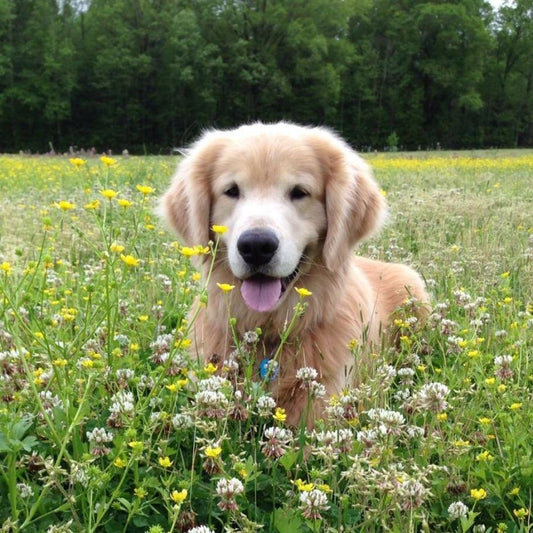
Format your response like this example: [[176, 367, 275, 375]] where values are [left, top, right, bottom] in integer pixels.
[[86, 427, 113, 444], [299, 488, 330, 520]]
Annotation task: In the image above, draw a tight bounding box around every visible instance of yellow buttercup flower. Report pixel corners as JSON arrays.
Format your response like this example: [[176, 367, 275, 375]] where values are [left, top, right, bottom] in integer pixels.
[[513, 508, 529, 519], [110, 243, 125, 254], [136, 184, 154, 195], [120, 254, 140, 267], [117, 199, 133, 208], [158, 456, 173, 468], [510, 402, 522, 410], [204, 362, 218, 374], [293, 479, 314, 491], [1, 262, 11, 274], [212, 224, 228, 234], [273, 407, 287, 422], [56, 200, 75, 211], [100, 189, 118, 200], [128, 441, 143, 452], [84, 200, 100, 210], [69, 157, 86, 167], [100, 155, 116, 166], [113, 457, 127, 468], [170, 489, 188, 505], [217, 283, 235, 292], [204, 446, 222, 458], [295, 287, 312, 297], [470, 488, 487, 501]]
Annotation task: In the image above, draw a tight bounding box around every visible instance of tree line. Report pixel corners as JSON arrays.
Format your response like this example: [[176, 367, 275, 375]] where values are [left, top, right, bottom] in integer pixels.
[[0, 0, 532, 153]]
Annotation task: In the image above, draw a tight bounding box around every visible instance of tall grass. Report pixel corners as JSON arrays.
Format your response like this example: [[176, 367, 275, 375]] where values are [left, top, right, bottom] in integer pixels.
[[0, 153, 531, 532]]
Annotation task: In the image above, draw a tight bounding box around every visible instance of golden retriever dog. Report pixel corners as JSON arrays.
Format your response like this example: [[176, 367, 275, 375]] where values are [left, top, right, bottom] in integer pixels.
[[161, 122, 429, 426]]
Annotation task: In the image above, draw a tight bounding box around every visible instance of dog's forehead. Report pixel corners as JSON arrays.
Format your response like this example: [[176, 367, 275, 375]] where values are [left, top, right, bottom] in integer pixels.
[[212, 133, 322, 186]]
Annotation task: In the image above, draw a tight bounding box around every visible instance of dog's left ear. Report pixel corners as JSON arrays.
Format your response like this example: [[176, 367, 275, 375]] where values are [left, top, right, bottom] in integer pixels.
[[309, 129, 387, 272]]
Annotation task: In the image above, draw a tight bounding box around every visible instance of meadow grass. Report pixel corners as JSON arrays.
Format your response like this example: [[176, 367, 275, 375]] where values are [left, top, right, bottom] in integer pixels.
[[0, 152, 531, 533]]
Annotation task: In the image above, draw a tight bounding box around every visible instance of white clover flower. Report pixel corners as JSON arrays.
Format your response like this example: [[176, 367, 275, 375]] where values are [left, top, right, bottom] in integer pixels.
[[216, 477, 244, 512], [296, 367, 319, 382], [367, 408, 405, 434], [242, 330, 259, 344], [86, 427, 114, 444], [418, 382, 450, 412], [261, 426, 293, 459], [109, 390, 135, 415], [314, 428, 353, 454], [188, 527, 215, 533], [398, 478, 430, 510], [494, 355, 513, 366], [17, 483, 34, 498], [299, 489, 330, 519], [256, 395, 276, 415], [309, 381, 326, 399], [448, 501, 469, 519], [171, 413, 194, 429], [197, 375, 230, 391]]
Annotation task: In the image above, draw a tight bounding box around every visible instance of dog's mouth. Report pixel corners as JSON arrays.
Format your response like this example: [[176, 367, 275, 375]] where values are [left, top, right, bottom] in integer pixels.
[[240, 267, 300, 313]]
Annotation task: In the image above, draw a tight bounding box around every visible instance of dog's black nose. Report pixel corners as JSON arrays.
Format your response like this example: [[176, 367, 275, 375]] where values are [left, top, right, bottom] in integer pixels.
[[237, 229, 279, 266]]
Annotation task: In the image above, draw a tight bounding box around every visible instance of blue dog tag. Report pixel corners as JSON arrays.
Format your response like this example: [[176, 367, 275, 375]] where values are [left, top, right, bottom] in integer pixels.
[[260, 358, 279, 381]]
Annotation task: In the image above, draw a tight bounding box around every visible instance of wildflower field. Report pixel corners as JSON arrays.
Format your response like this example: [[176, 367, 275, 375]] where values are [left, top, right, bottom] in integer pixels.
[[0, 152, 532, 533]]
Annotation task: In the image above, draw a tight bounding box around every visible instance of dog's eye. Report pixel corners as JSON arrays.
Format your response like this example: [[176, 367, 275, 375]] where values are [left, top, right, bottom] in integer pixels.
[[223, 184, 240, 199], [289, 186, 309, 201]]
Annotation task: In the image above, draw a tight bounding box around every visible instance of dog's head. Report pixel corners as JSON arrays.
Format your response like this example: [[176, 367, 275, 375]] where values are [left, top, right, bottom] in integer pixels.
[[161, 122, 387, 313]]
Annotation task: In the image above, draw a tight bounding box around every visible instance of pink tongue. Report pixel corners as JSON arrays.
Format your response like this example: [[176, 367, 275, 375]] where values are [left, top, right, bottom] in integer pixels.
[[241, 277, 282, 312]]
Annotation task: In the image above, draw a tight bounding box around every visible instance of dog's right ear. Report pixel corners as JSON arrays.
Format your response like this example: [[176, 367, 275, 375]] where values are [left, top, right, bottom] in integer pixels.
[[159, 132, 228, 247]]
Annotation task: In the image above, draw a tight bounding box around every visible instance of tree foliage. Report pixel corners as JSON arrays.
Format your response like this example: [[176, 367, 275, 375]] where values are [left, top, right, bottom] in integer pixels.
[[0, 0, 531, 152]]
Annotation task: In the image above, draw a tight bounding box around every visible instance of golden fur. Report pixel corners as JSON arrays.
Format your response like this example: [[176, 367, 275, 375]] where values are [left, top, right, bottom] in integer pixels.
[[161, 122, 429, 426]]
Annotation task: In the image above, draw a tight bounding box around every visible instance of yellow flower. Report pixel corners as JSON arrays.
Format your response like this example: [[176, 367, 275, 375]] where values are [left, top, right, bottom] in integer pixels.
[[497, 384, 507, 393], [204, 362, 218, 374], [100, 189, 118, 199], [52, 358, 68, 367], [508, 487, 520, 497], [134, 487, 147, 499], [56, 200, 75, 211], [84, 200, 100, 210], [513, 508, 529, 519], [138, 315, 149, 322], [212, 224, 228, 234], [117, 199, 133, 208], [120, 254, 140, 267], [170, 489, 188, 505], [136, 184, 154, 195], [273, 407, 287, 422], [128, 441, 143, 452], [295, 287, 312, 297], [470, 488, 487, 501], [69, 158, 86, 167], [293, 479, 314, 491], [485, 377, 496, 386], [180, 246, 197, 257], [113, 457, 127, 468], [110, 242, 125, 254], [317, 484, 333, 493], [476, 450, 494, 462], [100, 155, 116, 166], [158, 456, 173, 468], [510, 402, 522, 410], [204, 446, 222, 459], [217, 283, 235, 292], [501, 271, 510, 278], [1, 262, 11, 274], [436, 413, 448, 422]]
